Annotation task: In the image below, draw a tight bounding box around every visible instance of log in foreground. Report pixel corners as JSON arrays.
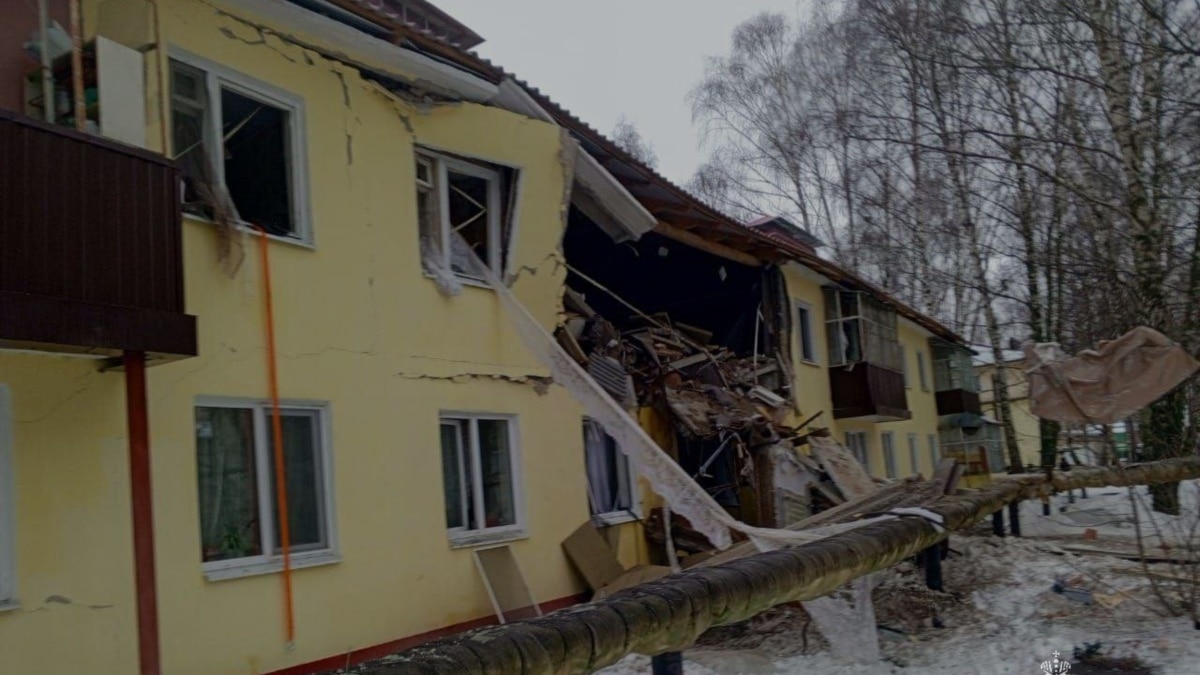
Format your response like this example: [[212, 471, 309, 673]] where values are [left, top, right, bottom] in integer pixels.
[[374, 458, 1200, 675]]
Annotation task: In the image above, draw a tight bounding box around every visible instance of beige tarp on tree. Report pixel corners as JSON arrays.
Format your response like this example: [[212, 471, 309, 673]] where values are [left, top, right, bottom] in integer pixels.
[[1024, 326, 1199, 425]]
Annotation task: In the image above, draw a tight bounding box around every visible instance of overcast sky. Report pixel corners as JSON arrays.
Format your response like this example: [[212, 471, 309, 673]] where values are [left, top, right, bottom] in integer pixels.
[[434, 1, 805, 186]]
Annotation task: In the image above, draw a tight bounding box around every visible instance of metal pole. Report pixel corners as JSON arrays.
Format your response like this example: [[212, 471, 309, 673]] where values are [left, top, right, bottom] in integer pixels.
[[124, 351, 162, 675], [992, 509, 1005, 537], [69, 0, 85, 131], [651, 652, 684, 675], [1007, 500, 1021, 537]]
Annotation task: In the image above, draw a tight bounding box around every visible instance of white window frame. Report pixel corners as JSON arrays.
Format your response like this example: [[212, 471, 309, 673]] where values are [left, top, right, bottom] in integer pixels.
[[917, 350, 930, 391], [882, 431, 898, 478], [795, 301, 818, 365], [439, 412, 526, 548], [194, 397, 337, 581], [907, 432, 920, 476], [0, 384, 16, 610], [583, 419, 641, 526], [418, 149, 506, 281], [846, 431, 870, 475], [169, 49, 312, 245]]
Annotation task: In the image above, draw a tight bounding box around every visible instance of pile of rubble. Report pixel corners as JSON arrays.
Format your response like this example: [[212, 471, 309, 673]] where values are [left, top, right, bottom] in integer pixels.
[[556, 287, 796, 445]]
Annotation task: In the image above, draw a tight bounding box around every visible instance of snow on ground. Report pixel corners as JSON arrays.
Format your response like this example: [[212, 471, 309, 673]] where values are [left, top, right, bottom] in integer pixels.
[[599, 480, 1200, 675]]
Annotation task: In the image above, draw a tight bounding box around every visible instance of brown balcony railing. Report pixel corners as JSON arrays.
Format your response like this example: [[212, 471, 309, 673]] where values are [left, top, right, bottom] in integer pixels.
[[0, 110, 196, 358], [935, 389, 982, 416], [829, 363, 911, 421]]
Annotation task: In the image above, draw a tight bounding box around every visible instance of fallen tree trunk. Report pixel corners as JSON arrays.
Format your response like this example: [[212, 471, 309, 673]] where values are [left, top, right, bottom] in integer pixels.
[[371, 458, 1200, 675]]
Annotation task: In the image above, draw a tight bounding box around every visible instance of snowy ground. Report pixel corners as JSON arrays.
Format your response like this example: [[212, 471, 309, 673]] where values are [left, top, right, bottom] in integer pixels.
[[598, 480, 1200, 675]]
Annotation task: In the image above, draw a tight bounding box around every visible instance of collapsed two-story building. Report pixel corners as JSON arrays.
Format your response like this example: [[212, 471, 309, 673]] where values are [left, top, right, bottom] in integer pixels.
[[0, 1, 980, 673]]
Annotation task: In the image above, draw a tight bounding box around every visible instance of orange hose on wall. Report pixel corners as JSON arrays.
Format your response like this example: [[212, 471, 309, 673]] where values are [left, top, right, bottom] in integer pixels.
[[255, 227, 296, 645]]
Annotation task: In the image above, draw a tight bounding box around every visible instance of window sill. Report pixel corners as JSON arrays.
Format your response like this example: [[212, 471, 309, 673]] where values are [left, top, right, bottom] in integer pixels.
[[448, 529, 528, 550], [592, 511, 639, 527], [800, 359, 821, 369], [202, 550, 341, 582], [0, 600, 18, 613], [183, 213, 315, 251], [421, 270, 501, 291]]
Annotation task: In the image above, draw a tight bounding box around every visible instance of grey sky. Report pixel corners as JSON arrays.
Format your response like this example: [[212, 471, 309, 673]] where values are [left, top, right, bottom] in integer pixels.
[[434, 1, 804, 186]]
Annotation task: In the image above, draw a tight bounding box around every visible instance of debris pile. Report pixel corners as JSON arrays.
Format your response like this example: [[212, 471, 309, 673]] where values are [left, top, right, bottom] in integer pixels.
[[557, 287, 794, 445]]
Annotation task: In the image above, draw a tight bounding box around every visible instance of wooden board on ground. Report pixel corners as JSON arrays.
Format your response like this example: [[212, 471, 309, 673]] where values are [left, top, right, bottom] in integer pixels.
[[810, 435, 877, 499], [562, 521, 673, 601], [473, 545, 542, 623]]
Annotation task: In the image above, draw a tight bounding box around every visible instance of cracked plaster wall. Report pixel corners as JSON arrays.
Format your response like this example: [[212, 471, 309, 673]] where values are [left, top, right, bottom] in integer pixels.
[[0, 1, 587, 673]]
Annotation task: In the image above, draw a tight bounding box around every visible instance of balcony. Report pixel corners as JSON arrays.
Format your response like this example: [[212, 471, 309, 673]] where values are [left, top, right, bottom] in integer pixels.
[[932, 342, 981, 417], [829, 363, 911, 422], [0, 110, 196, 359]]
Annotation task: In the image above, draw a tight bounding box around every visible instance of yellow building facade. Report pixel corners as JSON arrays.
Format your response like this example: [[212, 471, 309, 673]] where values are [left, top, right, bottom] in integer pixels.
[[0, 2, 975, 673], [0, 1, 589, 673]]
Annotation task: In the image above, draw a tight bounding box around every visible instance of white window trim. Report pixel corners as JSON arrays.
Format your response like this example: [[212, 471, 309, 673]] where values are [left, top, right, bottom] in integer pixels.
[[795, 301, 819, 366], [846, 431, 870, 475], [881, 431, 898, 479], [917, 351, 930, 392], [584, 418, 642, 527], [417, 148, 518, 286], [0, 384, 16, 611], [195, 396, 338, 582], [440, 412, 526, 549], [169, 48, 313, 246], [907, 432, 920, 476], [415, 143, 525, 277]]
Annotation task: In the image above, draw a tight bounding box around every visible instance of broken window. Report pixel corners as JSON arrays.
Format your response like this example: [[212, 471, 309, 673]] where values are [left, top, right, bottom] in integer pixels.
[[170, 57, 307, 241], [796, 302, 817, 363], [0, 384, 13, 607], [416, 150, 514, 281], [824, 289, 902, 371], [194, 401, 334, 575], [881, 431, 897, 478], [439, 414, 522, 544], [583, 419, 637, 524]]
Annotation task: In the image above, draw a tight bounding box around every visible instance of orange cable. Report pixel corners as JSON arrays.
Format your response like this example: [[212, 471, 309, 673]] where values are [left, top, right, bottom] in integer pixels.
[[256, 227, 295, 645]]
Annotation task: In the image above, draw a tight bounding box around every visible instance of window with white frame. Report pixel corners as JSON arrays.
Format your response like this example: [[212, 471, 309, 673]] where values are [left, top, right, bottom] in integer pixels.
[[583, 419, 637, 524], [846, 431, 870, 474], [439, 414, 523, 544], [0, 384, 15, 608], [881, 431, 898, 478], [194, 400, 335, 576], [928, 433, 940, 468], [917, 351, 930, 391], [796, 302, 817, 363], [908, 432, 920, 475], [170, 55, 308, 241], [416, 150, 515, 280]]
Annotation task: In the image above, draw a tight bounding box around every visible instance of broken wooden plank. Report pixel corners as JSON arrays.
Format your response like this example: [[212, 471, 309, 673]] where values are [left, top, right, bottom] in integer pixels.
[[666, 353, 710, 371]]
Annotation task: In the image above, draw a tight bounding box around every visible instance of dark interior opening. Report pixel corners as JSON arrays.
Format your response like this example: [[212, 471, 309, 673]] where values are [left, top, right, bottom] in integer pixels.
[[562, 208, 765, 354], [222, 89, 293, 237]]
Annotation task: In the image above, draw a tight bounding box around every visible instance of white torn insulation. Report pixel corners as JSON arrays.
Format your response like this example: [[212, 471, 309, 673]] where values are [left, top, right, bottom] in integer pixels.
[[802, 573, 883, 664], [420, 234, 463, 297]]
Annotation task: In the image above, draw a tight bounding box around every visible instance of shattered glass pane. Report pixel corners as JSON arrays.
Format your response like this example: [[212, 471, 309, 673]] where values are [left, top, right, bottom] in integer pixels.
[[448, 171, 492, 275]]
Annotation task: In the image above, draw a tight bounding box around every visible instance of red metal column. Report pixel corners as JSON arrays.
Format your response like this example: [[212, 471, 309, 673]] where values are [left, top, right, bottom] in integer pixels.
[[124, 350, 161, 675]]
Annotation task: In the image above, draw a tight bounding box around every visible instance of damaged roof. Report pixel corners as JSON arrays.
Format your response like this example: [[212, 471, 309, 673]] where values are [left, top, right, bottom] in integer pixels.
[[322, 0, 967, 346]]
